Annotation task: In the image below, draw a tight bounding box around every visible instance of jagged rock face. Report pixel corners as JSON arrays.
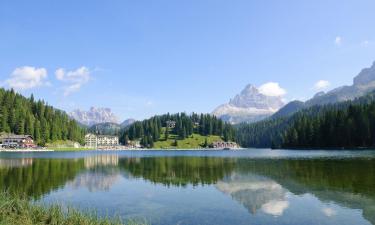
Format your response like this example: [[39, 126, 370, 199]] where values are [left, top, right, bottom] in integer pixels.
[[229, 84, 284, 109], [353, 61, 375, 87], [70, 107, 119, 126], [306, 61, 375, 107], [213, 84, 285, 124]]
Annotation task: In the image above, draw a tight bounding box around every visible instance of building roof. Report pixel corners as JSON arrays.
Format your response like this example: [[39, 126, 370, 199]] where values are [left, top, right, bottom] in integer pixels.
[[1, 134, 33, 139]]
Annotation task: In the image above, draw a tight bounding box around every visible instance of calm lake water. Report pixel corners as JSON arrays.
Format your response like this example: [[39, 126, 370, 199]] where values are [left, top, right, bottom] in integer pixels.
[[1, 149, 375, 225]]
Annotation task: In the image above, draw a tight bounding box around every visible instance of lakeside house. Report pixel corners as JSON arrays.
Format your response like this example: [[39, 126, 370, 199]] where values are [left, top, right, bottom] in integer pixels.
[[85, 133, 119, 148], [212, 141, 239, 149], [166, 120, 176, 129], [0, 134, 36, 148]]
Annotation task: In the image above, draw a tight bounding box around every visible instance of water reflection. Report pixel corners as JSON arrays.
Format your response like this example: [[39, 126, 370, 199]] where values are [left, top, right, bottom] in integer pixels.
[[0, 152, 374, 224], [0, 158, 33, 168], [69, 171, 120, 192], [118, 157, 236, 187], [216, 173, 289, 216], [84, 154, 119, 169]]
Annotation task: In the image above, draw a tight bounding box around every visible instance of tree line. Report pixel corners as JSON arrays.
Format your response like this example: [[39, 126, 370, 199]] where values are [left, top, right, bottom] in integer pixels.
[[236, 90, 375, 149], [0, 88, 84, 145], [120, 113, 235, 148], [281, 101, 375, 148]]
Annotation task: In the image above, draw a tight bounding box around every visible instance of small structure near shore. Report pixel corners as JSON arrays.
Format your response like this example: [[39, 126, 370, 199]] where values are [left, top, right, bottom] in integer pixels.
[[212, 141, 239, 149], [0, 134, 36, 148]]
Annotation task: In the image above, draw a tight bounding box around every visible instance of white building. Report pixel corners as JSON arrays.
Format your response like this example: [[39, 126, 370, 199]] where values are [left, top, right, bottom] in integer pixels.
[[85, 133, 98, 148], [97, 135, 119, 146], [85, 133, 119, 148]]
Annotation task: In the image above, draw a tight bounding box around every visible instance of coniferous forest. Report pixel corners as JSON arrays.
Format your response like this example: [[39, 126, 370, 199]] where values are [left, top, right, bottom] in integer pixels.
[[121, 113, 236, 148], [0, 88, 84, 145], [236, 91, 375, 149]]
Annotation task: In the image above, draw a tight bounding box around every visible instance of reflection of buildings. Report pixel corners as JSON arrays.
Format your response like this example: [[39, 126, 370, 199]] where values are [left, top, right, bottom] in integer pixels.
[[0, 158, 33, 168], [216, 173, 289, 216], [84, 154, 119, 169]]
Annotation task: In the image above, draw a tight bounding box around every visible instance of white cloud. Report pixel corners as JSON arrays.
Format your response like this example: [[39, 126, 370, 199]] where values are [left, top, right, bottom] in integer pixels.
[[5, 66, 48, 90], [261, 200, 289, 217], [258, 82, 286, 97], [335, 36, 342, 46], [55, 66, 91, 96], [361, 40, 371, 47], [313, 80, 330, 90], [322, 207, 337, 217]]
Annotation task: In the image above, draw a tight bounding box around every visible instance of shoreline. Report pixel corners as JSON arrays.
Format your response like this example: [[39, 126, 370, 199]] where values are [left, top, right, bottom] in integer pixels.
[[0, 149, 55, 152], [1, 148, 244, 152]]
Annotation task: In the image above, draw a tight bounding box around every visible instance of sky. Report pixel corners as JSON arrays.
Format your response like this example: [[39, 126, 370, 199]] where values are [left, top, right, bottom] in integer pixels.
[[1, 0, 375, 121]]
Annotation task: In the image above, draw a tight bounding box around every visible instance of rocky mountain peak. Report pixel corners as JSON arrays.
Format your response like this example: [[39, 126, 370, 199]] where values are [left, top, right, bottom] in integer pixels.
[[241, 84, 259, 95], [353, 61, 375, 87], [70, 107, 119, 126], [228, 84, 284, 110], [213, 84, 285, 124]]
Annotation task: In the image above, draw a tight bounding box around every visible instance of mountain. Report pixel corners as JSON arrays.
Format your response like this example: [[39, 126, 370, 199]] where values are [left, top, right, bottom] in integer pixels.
[[212, 84, 285, 124], [306, 61, 375, 106], [88, 122, 121, 136], [69, 107, 119, 126], [271, 100, 305, 119], [236, 89, 375, 148], [120, 119, 136, 128], [270, 61, 375, 119]]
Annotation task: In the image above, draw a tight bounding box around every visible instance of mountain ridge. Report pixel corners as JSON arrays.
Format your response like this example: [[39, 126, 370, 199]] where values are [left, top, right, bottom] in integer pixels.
[[212, 84, 285, 124]]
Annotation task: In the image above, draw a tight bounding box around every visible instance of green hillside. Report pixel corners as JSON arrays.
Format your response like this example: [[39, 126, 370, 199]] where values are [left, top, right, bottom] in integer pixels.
[[121, 112, 235, 149], [153, 128, 223, 149]]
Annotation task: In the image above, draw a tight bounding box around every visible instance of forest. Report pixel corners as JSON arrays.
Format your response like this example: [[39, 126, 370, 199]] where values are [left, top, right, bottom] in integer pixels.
[[0, 88, 84, 145], [236, 90, 375, 149], [121, 112, 236, 148]]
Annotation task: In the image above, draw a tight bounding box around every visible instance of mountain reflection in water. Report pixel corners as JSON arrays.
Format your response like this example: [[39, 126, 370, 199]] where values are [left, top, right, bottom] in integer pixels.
[[0, 152, 374, 225]]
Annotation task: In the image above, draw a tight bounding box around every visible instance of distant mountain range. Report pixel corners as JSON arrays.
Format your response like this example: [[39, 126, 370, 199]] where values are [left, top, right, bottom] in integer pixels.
[[212, 84, 285, 124], [215, 61, 375, 124], [70, 107, 119, 126], [274, 61, 375, 118], [69, 107, 136, 133]]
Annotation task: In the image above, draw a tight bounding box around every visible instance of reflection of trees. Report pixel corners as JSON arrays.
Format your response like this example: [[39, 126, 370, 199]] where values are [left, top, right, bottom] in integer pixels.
[[0, 159, 85, 199], [235, 158, 375, 224], [119, 157, 236, 187]]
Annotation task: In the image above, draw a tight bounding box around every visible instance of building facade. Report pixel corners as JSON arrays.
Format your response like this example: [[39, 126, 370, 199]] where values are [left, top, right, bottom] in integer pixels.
[[97, 135, 119, 146], [0, 134, 35, 148], [85, 133, 98, 148], [85, 133, 119, 148]]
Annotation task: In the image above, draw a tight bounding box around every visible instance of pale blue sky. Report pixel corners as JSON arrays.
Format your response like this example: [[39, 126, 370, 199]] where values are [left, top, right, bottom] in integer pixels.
[[1, 0, 375, 120]]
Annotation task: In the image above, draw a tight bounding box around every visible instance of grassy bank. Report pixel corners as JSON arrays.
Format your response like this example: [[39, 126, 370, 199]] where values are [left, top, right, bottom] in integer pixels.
[[153, 133, 223, 149], [0, 192, 145, 225]]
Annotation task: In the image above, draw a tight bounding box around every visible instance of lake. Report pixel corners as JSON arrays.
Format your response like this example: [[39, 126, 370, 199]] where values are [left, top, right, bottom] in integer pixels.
[[0, 149, 375, 225]]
